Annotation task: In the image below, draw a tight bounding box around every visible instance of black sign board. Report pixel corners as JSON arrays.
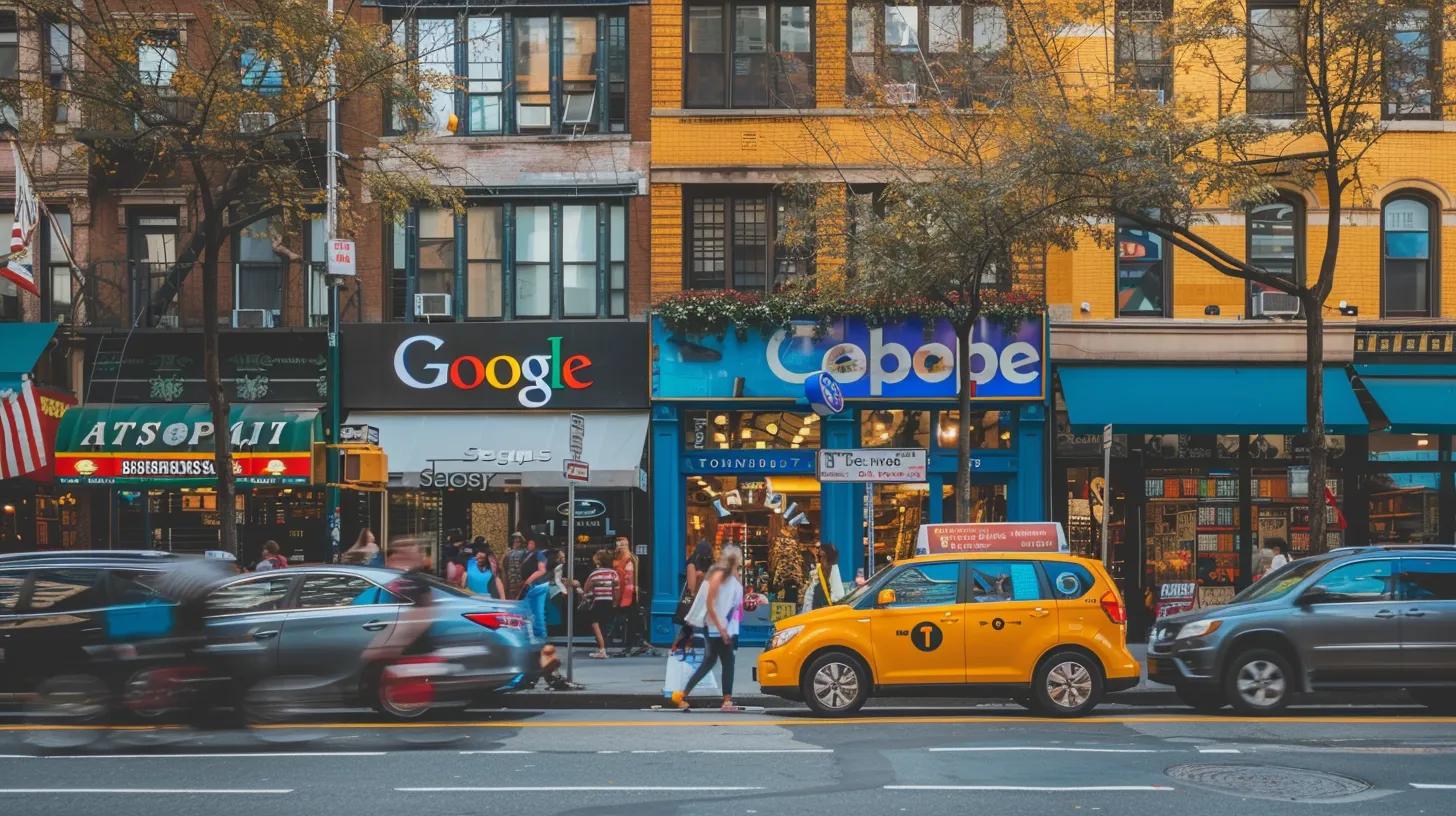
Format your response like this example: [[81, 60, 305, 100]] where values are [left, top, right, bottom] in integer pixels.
[[84, 331, 327, 404], [341, 322, 648, 411]]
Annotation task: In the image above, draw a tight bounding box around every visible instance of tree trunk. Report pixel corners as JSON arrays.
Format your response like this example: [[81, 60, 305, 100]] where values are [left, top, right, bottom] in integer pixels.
[[200, 232, 239, 555], [1303, 299, 1329, 554], [955, 318, 973, 522]]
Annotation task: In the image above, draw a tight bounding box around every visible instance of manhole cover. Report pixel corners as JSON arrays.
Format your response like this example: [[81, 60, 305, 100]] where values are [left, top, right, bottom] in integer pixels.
[[1166, 763, 1371, 801]]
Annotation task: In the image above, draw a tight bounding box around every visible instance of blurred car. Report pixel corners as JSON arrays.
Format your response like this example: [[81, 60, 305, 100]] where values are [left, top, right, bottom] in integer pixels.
[[0, 553, 543, 721], [1147, 545, 1456, 714]]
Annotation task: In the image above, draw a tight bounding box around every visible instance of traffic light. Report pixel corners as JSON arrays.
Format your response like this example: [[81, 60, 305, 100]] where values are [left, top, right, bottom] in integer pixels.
[[342, 446, 387, 486]]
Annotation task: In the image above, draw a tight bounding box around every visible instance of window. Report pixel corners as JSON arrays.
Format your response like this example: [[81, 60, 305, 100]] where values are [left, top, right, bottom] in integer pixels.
[[1311, 560, 1395, 602], [46, 211, 73, 323], [1116, 222, 1169, 316], [206, 577, 294, 615], [1115, 0, 1171, 101], [241, 48, 283, 97], [1385, 7, 1435, 119], [684, 410, 822, 449], [46, 20, 71, 123], [561, 204, 598, 317], [1, 213, 19, 319], [466, 205, 503, 318], [685, 189, 813, 291], [419, 18, 458, 135], [1401, 558, 1456, 601], [879, 562, 960, 607], [26, 569, 104, 612], [306, 216, 328, 326], [1367, 472, 1439, 543], [515, 17, 550, 130], [1247, 2, 1302, 117], [107, 570, 168, 606], [685, 2, 814, 108], [967, 560, 1043, 602], [1044, 562, 1095, 599], [849, 2, 1007, 101], [138, 30, 180, 88], [515, 204, 551, 316], [387, 219, 407, 321], [937, 410, 1008, 449], [0, 571, 23, 610], [1247, 195, 1302, 313], [235, 217, 283, 321], [466, 17, 504, 133], [1382, 194, 1437, 316], [417, 207, 456, 301], [296, 574, 385, 608], [863, 409, 932, 448], [1, 11, 19, 128]]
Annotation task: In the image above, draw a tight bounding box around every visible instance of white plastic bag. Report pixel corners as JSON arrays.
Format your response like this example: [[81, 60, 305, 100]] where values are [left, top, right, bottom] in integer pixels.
[[663, 644, 718, 697]]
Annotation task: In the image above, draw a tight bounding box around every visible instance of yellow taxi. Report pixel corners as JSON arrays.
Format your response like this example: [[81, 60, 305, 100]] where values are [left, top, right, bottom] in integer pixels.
[[756, 549, 1140, 716]]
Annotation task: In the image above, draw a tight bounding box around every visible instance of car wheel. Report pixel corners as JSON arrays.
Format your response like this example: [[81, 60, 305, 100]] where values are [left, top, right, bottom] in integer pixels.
[[1223, 649, 1293, 714], [801, 651, 869, 716], [1031, 651, 1104, 717], [1409, 689, 1456, 714], [374, 666, 437, 722], [32, 673, 111, 724], [1174, 684, 1226, 712]]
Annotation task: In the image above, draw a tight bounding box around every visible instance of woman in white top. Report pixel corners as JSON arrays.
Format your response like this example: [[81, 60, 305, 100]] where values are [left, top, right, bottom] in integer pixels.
[[674, 544, 748, 712], [802, 542, 846, 613]]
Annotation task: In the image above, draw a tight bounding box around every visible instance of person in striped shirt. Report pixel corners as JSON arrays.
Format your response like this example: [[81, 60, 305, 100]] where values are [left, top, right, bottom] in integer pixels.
[[582, 549, 621, 659]]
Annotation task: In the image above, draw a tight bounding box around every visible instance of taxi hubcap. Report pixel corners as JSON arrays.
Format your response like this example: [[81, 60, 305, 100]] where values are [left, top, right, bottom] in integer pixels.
[[813, 662, 859, 710], [1046, 661, 1092, 709], [1236, 660, 1286, 706]]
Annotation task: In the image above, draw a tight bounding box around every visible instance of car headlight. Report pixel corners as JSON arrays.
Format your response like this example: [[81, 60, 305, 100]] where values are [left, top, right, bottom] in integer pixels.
[[768, 625, 804, 651], [1176, 619, 1222, 640]]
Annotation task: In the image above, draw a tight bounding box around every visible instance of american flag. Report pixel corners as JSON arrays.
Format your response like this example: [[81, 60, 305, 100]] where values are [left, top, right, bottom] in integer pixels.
[[0, 377, 48, 480], [4, 141, 40, 297]]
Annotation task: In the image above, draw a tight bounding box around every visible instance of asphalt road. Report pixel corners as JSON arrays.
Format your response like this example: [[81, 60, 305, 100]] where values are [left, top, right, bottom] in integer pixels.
[[1, 707, 1454, 815]]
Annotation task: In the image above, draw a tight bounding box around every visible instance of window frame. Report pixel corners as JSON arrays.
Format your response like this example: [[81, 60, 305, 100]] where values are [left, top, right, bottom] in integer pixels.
[[1244, 192, 1305, 314], [682, 186, 814, 292], [1113, 0, 1172, 102], [1383, 4, 1440, 121], [682, 1, 817, 110], [846, 1, 1009, 102], [1114, 219, 1172, 318], [1308, 558, 1398, 604], [1380, 191, 1440, 318], [232, 216, 285, 321], [1245, 0, 1305, 119], [44, 18, 71, 124]]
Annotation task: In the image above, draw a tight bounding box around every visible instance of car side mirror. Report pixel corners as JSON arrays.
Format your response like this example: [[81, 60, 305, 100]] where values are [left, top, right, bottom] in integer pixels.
[[1297, 587, 1329, 606], [876, 588, 897, 608]]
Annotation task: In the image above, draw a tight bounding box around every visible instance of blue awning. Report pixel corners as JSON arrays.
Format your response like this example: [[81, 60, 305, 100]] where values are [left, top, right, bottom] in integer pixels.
[[0, 322, 58, 392], [1059, 365, 1370, 434], [1360, 377, 1456, 432]]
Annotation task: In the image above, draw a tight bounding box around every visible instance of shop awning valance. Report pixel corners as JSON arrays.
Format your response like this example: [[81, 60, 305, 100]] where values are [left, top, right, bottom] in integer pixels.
[[55, 404, 320, 486], [0, 322, 57, 392], [348, 411, 648, 489], [1059, 366, 1369, 434], [1359, 376, 1456, 432]]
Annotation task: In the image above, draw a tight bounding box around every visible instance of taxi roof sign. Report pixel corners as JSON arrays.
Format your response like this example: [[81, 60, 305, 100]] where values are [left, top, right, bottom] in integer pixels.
[[914, 522, 1069, 557]]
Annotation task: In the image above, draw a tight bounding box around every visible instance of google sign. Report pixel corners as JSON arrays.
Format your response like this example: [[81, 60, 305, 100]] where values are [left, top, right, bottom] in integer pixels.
[[394, 334, 592, 408]]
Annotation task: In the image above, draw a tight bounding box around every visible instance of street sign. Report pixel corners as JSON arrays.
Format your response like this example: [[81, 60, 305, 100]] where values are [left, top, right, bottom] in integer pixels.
[[339, 423, 380, 445], [818, 448, 928, 482], [569, 413, 585, 459], [563, 459, 590, 482], [327, 239, 356, 277], [1102, 423, 1113, 451]]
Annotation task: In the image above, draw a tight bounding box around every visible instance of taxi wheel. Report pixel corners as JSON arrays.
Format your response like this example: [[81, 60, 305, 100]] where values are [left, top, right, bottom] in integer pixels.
[[801, 651, 869, 716], [1031, 651, 1104, 717]]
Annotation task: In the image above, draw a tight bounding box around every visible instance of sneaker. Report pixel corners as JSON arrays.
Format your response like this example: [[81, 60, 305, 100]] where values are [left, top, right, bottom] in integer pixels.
[[670, 691, 690, 711], [547, 676, 583, 691]]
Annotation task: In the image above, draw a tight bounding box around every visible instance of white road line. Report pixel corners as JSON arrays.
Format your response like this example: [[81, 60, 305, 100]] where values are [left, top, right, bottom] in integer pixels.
[[459, 750, 535, 755], [1412, 783, 1456, 790], [0, 789, 293, 795], [1197, 748, 1242, 754], [44, 752, 386, 759], [930, 747, 1159, 754], [688, 749, 833, 754], [396, 786, 764, 793], [631, 750, 663, 754], [886, 785, 1174, 792], [0, 755, 36, 759]]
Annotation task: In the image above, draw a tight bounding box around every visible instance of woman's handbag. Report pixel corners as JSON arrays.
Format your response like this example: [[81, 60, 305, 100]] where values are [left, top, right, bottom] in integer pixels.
[[672, 579, 696, 625]]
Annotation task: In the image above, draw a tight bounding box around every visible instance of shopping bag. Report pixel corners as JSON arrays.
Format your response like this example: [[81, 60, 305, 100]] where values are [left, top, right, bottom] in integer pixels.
[[662, 641, 718, 697]]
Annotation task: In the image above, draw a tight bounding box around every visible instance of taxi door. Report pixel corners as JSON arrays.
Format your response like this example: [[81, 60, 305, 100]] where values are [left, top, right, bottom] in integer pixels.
[[868, 561, 966, 686], [963, 560, 1060, 684]]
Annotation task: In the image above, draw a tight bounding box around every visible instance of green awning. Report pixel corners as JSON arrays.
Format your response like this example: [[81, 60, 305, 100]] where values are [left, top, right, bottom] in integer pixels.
[[0, 322, 58, 391], [1361, 377, 1456, 432], [1059, 366, 1370, 434], [55, 403, 320, 486]]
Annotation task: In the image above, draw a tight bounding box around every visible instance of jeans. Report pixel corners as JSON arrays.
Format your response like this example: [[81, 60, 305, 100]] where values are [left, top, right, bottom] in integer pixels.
[[524, 583, 549, 641], [684, 632, 737, 697]]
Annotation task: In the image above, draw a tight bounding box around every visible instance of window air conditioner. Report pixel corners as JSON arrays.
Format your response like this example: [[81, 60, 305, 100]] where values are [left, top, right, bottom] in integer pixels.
[[1254, 290, 1301, 318], [414, 292, 452, 319], [884, 82, 919, 105], [232, 308, 275, 328], [239, 111, 278, 134]]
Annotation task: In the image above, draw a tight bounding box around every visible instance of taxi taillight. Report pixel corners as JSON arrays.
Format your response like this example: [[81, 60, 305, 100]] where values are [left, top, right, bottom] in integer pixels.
[[1099, 590, 1127, 624]]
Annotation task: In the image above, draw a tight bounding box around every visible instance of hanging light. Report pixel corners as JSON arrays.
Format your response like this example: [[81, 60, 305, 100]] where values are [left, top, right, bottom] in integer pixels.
[[755, 441, 767, 449], [792, 435, 804, 444], [713, 414, 728, 426], [740, 427, 753, 440], [713, 432, 727, 443], [766, 422, 779, 435]]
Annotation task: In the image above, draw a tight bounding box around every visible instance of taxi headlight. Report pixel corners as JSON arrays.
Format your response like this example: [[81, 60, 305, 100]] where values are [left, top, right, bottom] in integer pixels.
[[1176, 619, 1222, 640], [768, 625, 804, 651]]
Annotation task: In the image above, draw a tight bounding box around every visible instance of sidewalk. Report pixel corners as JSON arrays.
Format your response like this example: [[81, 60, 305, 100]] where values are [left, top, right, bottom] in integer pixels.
[[504, 642, 1178, 710]]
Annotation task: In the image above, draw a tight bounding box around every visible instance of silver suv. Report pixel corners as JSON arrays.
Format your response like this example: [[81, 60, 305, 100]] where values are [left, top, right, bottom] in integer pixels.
[[1147, 546, 1456, 714]]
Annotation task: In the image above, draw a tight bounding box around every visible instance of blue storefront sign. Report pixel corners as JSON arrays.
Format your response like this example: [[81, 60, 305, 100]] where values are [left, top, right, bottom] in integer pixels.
[[682, 450, 816, 474], [651, 315, 1044, 401]]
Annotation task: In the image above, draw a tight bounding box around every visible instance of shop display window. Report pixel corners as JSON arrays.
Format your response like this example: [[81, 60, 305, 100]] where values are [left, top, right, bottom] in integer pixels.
[[1367, 472, 1440, 543], [1142, 434, 1240, 459], [861, 409, 931, 447], [1145, 467, 1242, 615], [868, 482, 945, 563], [1369, 432, 1439, 462], [682, 410, 821, 450], [937, 410, 1009, 449], [1063, 466, 1129, 575]]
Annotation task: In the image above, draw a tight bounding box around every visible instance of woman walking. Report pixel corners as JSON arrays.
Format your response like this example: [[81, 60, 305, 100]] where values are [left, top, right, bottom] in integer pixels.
[[673, 545, 749, 712], [463, 549, 504, 599], [670, 540, 715, 654], [582, 549, 622, 658], [801, 542, 846, 613]]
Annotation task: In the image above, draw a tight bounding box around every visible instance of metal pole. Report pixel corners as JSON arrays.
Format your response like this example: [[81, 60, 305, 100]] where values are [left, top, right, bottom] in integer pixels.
[[323, 0, 342, 562], [864, 482, 875, 574], [565, 482, 576, 682], [1101, 429, 1113, 567]]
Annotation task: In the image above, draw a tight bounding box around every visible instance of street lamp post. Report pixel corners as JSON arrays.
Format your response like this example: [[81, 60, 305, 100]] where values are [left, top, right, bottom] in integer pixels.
[[324, 0, 342, 561]]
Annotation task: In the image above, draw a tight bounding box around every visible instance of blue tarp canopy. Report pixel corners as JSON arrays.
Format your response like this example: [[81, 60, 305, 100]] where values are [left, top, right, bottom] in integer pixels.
[[1059, 365, 1369, 434], [0, 322, 58, 392], [1360, 376, 1456, 432]]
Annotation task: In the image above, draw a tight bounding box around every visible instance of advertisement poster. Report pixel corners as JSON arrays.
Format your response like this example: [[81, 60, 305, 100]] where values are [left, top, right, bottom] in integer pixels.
[[915, 522, 1068, 556], [1155, 581, 1198, 619]]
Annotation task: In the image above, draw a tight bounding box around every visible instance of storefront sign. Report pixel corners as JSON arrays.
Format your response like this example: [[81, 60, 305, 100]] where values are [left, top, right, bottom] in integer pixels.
[[804, 370, 845, 415], [1155, 582, 1198, 619], [55, 404, 318, 486], [914, 522, 1068, 556], [682, 450, 816, 474], [817, 448, 927, 482], [84, 331, 327, 404], [651, 315, 1044, 400], [557, 499, 607, 519], [1196, 585, 1236, 608], [327, 239, 356, 277], [342, 323, 648, 411]]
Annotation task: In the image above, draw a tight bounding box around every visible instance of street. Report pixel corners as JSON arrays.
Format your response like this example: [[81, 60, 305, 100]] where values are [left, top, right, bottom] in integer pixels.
[[1, 706, 1453, 815]]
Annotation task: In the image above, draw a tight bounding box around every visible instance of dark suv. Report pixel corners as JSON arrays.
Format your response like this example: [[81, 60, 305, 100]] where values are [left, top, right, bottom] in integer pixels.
[[1148, 546, 1456, 714]]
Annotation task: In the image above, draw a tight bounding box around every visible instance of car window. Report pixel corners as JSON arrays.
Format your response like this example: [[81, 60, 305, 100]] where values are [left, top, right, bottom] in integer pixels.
[[1043, 563, 1096, 600], [1233, 557, 1324, 603], [296, 575, 389, 608], [967, 561, 1044, 602], [107, 570, 170, 605], [26, 569, 106, 612], [881, 563, 960, 608], [1311, 560, 1396, 603], [1401, 558, 1456, 602], [206, 577, 294, 615], [0, 571, 24, 611]]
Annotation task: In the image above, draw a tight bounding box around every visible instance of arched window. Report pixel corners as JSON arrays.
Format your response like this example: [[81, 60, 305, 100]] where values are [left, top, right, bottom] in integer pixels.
[[1382, 193, 1438, 317], [1247, 194, 1303, 316]]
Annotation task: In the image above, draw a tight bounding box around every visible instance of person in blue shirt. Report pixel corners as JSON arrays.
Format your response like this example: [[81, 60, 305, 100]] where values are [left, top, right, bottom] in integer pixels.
[[464, 549, 504, 599]]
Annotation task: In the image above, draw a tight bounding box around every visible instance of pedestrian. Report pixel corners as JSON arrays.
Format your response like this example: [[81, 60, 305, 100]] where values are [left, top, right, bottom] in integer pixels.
[[502, 532, 529, 601], [801, 542, 846, 613], [253, 540, 288, 572], [613, 536, 646, 656], [582, 548, 621, 659], [443, 532, 468, 586], [1267, 538, 1292, 572], [670, 540, 715, 654], [672, 544, 748, 712], [342, 528, 381, 566], [518, 537, 551, 637], [464, 549, 504, 599]]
